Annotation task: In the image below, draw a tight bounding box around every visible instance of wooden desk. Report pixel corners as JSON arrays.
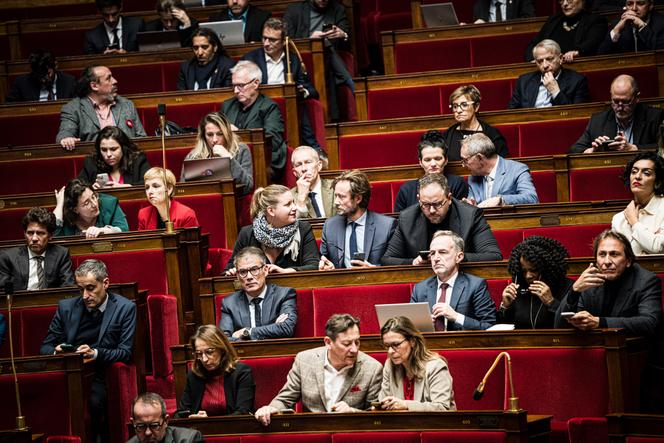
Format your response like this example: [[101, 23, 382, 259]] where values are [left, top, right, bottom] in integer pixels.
[[608, 413, 664, 442]]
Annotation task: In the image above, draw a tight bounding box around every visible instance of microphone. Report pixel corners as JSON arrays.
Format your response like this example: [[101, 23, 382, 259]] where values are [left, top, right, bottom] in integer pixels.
[[157, 103, 167, 169], [4, 281, 28, 430], [473, 351, 520, 412]]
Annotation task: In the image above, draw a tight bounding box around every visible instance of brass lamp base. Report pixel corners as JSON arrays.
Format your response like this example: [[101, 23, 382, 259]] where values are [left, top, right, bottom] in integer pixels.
[[16, 415, 28, 431], [507, 397, 520, 413]]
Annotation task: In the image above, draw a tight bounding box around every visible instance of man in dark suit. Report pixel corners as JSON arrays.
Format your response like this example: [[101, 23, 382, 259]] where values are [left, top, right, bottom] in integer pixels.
[[571, 74, 664, 153], [222, 60, 287, 180], [177, 27, 235, 90], [143, 0, 199, 48], [208, 0, 271, 43], [128, 392, 203, 443], [319, 170, 397, 269], [411, 230, 497, 331], [40, 259, 136, 443], [597, 0, 664, 54], [555, 229, 661, 336], [84, 0, 145, 54], [291, 146, 335, 218], [0, 207, 74, 291], [508, 39, 589, 109], [472, 0, 535, 23], [6, 49, 76, 103], [220, 246, 297, 341], [382, 173, 502, 265]]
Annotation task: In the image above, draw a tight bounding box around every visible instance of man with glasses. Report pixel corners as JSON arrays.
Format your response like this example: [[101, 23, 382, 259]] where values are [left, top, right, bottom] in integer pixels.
[[598, 0, 664, 53], [571, 74, 664, 153], [460, 133, 538, 208], [508, 39, 589, 109], [219, 246, 297, 341], [411, 230, 496, 331], [128, 392, 202, 442], [382, 173, 502, 266], [222, 60, 287, 180]]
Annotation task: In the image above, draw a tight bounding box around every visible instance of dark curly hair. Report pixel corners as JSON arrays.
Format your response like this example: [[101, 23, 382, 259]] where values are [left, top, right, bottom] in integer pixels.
[[92, 126, 142, 175], [507, 236, 570, 293], [63, 179, 97, 226], [22, 207, 56, 234], [621, 151, 664, 196]]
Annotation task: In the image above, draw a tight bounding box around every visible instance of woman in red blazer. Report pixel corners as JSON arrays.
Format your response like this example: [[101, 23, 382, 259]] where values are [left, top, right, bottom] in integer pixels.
[[138, 167, 199, 230]]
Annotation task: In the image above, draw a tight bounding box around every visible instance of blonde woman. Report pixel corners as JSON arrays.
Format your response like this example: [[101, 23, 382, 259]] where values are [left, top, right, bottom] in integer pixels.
[[138, 167, 199, 230]]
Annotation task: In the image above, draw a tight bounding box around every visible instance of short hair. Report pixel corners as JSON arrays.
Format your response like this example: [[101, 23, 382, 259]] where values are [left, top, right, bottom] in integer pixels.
[[191, 112, 242, 159], [449, 85, 481, 107], [380, 316, 439, 380], [507, 236, 569, 292], [63, 178, 95, 226], [76, 65, 103, 98], [331, 169, 372, 209], [593, 229, 636, 264], [95, 0, 122, 10], [417, 130, 448, 160], [93, 126, 143, 175], [622, 151, 664, 196], [231, 60, 263, 83], [325, 313, 360, 341], [611, 74, 640, 97], [190, 27, 225, 56], [431, 230, 464, 252], [28, 49, 56, 79], [249, 184, 290, 220], [533, 39, 561, 57], [233, 246, 268, 268], [190, 324, 238, 378], [75, 259, 109, 282], [460, 133, 497, 158], [290, 145, 320, 164], [22, 207, 56, 234], [155, 0, 184, 12], [132, 392, 167, 419], [417, 173, 450, 195], [143, 167, 177, 198], [263, 17, 288, 38]]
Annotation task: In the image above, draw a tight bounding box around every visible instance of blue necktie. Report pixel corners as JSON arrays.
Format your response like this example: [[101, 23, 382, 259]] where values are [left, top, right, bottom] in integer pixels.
[[348, 222, 358, 267], [309, 191, 322, 217]]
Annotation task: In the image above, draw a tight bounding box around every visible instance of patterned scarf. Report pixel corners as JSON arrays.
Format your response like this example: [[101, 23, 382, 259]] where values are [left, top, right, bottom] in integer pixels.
[[252, 213, 299, 249]]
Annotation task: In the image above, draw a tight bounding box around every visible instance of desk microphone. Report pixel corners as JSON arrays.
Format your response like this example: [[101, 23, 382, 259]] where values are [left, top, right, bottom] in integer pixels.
[[473, 351, 520, 412], [4, 281, 27, 430]]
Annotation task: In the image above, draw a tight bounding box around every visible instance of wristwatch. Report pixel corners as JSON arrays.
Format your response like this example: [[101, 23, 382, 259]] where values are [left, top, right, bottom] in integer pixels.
[[241, 328, 251, 340]]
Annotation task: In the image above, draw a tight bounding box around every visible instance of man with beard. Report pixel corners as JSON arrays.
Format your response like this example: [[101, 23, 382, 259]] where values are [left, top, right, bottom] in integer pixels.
[[6, 49, 76, 102], [319, 169, 396, 269], [177, 27, 235, 90]]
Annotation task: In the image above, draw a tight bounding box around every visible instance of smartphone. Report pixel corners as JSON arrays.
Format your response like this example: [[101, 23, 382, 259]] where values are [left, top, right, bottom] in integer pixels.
[[60, 343, 76, 352], [370, 401, 383, 409], [352, 252, 365, 261], [597, 140, 613, 151], [107, 42, 120, 50], [419, 250, 430, 261], [560, 312, 576, 319], [322, 23, 334, 32], [278, 408, 295, 414], [96, 173, 109, 187], [512, 273, 530, 297]]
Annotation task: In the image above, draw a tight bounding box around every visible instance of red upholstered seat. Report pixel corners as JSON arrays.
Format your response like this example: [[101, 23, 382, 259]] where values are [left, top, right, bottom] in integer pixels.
[[524, 224, 609, 257], [493, 229, 523, 259], [0, 306, 57, 358], [293, 290, 315, 337], [242, 356, 295, 409], [111, 65, 165, 95], [145, 294, 179, 399], [106, 362, 138, 443], [332, 432, 420, 443], [243, 435, 331, 443], [395, 39, 471, 74], [518, 119, 589, 157], [567, 417, 608, 443], [531, 170, 557, 203], [367, 86, 443, 120], [140, 103, 217, 136], [143, 147, 193, 181], [339, 131, 422, 169], [204, 438, 242, 443], [0, 158, 77, 195], [206, 248, 233, 277], [442, 350, 505, 410], [471, 33, 537, 67], [585, 66, 659, 102], [487, 279, 510, 308], [20, 29, 87, 57], [441, 80, 514, 114], [368, 181, 398, 214], [497, 124, 519, 157], [0, 114, 62, 147], [626, 438, 664, 442], [569, 167, 631, 202], [46, 437, 82, 443], [421, 431, 506, 442]]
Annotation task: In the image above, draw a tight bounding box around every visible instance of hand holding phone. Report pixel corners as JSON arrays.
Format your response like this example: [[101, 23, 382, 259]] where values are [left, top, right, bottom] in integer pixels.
[[60, 343, 76, 352], [322, 23, 334, 32], [560, 312, 576, 319], [419, 250, 430, 261], [96, 173, 109, 187]]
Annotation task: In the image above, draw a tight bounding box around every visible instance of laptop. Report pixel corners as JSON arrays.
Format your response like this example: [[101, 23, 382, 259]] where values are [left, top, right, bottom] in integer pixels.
[[199, 20, 245, 46], [137, 30, 181, 52], [181, 157, 232, 182], [421, 2, 459, 28], [375, 302, 435, 332]]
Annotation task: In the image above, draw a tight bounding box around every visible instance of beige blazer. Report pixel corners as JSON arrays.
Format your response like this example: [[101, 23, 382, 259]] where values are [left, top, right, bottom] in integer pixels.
[[379, 357, 456, 412], [292, 178, 335, 219], [269, 346, 383, 412]]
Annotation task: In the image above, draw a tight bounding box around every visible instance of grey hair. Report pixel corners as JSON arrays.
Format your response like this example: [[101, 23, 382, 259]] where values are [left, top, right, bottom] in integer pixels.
[[431, 230, 465, 252], [75, 259, 108, 282], [290, 145, 320, 164], [461, 133, 496, 158], [230, 60, 263, 83], [533, 39, 561, 57]]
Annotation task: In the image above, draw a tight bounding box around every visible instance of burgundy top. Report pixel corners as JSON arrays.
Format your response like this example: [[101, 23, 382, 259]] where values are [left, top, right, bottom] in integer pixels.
[[200, 374, 227, 416], [403, 376, 415, 401]]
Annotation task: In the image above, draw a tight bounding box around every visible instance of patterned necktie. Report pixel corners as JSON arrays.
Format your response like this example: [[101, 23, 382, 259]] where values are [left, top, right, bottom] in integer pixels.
[[111, 27, 120, 47], [33, 255, 46, 289], [250, 298, 262, 327], [434, 282, 449, 331]]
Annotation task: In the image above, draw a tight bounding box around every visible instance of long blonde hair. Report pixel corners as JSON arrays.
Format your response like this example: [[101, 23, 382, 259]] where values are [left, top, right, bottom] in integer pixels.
[[190, 112, 241, 159], [250, 184, 290, 220]]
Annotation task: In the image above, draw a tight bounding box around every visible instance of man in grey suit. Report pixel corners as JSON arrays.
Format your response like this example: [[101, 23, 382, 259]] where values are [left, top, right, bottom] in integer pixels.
[[291, 146, 334, 219], [0, 207, 74, 291], [220, 246, 297, 341], [411, 230, 497, 331], [56, 65, 146, 150], [461, 133, 538, 208], [382, 173, 502, 265], [128, 392, 202, 443], [255, 313, 383, 425], [319, 169, 396, 269]]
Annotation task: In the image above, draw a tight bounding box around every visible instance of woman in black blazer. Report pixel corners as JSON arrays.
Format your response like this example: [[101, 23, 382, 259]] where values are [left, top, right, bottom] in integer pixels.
[[175, 325, 255, 417], [78, 126, 150, 189]]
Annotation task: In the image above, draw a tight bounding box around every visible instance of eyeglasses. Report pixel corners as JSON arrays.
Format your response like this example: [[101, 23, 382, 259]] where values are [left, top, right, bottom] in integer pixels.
[[610, 96, 637, 108], [450, 101, 474, 112], [419, 200, 448, 211], [80, 193, 98, 209], [134, 420, 164, 433], [535, 56, 558, 65], [232, 79, 257, 91], [382, 338, 408, 351], [194, 347, 218, 360], [460, 153, 479, 166], [237, 265, 263, 278]]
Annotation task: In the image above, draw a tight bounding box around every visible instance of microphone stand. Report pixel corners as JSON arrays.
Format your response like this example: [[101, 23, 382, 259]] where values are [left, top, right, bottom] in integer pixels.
[[284, 36, 308, 85], [157, 104, 174, 234], [4, 282, 27, 430], [473, 351, 520, 412]]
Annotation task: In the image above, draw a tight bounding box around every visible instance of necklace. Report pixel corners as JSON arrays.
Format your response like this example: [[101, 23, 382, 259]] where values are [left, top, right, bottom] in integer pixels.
[[562, 21, 579, 32], [529, 295, 544, 329]]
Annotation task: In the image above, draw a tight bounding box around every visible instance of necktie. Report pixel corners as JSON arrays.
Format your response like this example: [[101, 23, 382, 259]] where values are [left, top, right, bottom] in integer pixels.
[[485, 176, 494, 200], [495, 1, 503, 22], [250, 298, 262, 327], [309, 191, 322, 217], [111, 27, 120, 47], [348, 222, 358, 266], [33, 256, 46, 289], [47, 87, 54, 101], [434, 282, 449, 331]]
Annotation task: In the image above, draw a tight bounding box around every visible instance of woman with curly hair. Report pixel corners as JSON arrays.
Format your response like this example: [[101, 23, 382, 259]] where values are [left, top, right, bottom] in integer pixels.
[[498, 236, 572, 329], [78, 126, 151, 189], [612, 151, 664, 255]]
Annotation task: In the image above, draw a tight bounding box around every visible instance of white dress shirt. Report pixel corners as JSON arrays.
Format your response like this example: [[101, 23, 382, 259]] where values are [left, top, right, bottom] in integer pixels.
[[265, 51, 286, 85], [535, 70, 561, 108], [437, 271, 465, 328], [323, 350, 353, 412], [612, 195, 664, 254], [104, 17, 123, 49], [27, 248, 46, 291]]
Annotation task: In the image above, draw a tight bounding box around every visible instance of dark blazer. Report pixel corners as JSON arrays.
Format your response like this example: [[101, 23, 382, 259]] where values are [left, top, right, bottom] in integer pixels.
[[223, 221, 321, 272], [473, 0, 535, 22], [381, 199, 502, 265], [525, 11, 607, 61], [597, 10, 664, 54], [220, 284, 297, 340], [5, 71, 76, 103], [208, 4, 271, 43], [143, 17, 199, 47], [498, 279, 572, 329], [507, 68, 590, 109], [0, 244, 74, 290], [77, 153, 150, 186], [320, 210, 397, 268], [411, 273, 497, 330], [175, 362, 255, 417], [555, 264, 662, 336], [40, 292, 137, 364], [283, 0, 351, 50], [394, 174, 469, 212], [570, 103, 664, 153], [83, 16, 145, 54], [441, 119, 509, 161], [241, 47, 319, 99], [176, 55, 235, 90]]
